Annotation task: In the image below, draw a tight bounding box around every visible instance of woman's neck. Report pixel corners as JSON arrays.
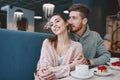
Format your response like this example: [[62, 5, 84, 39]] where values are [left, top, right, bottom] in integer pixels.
[[57, 31, 70, 45], [56, 31, 71, 57]]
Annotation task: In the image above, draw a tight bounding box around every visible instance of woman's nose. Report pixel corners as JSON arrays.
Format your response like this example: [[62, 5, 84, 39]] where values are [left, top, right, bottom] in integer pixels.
[[53, 23, 57, 28]]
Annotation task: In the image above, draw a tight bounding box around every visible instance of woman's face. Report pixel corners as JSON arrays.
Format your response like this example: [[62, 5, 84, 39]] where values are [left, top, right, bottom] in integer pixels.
[[49, 15, 68, 35]]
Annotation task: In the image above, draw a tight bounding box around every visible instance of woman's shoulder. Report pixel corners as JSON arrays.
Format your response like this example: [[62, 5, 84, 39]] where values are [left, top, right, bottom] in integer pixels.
[[71, 40, 82, 47], [43, 38, 51, 44], [43, 38, 48, 42], [71, 40, 83, 53]]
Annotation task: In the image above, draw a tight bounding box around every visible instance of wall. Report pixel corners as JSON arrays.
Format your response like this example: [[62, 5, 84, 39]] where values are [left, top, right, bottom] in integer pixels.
[[0, 11, 7, 28], [93, 0, 107, 38], [72, 0, 106, 38], [1, 5, 35, 32]]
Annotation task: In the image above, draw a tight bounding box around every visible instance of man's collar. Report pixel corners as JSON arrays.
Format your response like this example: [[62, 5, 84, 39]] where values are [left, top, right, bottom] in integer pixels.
[[82, 24, 90, 38], [72, 24, 90, 39]]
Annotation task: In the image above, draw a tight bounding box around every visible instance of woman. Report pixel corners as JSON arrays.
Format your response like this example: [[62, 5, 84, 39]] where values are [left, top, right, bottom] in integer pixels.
[[34, 13, 87, 80]]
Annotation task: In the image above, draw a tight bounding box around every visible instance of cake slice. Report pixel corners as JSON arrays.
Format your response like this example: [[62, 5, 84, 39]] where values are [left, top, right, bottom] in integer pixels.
[[97, 65, 107, 73], [112, 61, 120, 67]]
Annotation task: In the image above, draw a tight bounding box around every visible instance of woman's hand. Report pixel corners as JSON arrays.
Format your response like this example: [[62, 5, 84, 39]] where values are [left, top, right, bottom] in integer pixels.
[[40, 70, 56, 80], [34, 73, 40, 80], [36, 67, 56, 80], [70, 55, 88, 71]]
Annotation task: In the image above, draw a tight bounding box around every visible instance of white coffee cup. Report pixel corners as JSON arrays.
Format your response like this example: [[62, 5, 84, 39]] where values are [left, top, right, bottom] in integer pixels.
[[75, 64, 89, 76], [110, 58, 120, 63]]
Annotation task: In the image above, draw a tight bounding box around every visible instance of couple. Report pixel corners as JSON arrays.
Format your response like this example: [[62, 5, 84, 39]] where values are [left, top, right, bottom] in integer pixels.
[[34, 4, 110, 80]]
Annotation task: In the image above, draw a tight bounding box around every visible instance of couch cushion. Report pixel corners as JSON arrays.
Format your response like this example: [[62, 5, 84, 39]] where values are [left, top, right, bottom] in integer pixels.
[[0, 29, 53, 80]]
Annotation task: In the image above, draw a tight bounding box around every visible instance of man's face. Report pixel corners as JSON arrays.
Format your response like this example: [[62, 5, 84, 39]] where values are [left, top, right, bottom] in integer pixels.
[[68, 11, 84, 32]]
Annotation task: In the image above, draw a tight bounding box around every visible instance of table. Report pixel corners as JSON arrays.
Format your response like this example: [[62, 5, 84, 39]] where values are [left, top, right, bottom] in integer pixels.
[[59, 66, 120, 80], [110, 51, 120, 58]]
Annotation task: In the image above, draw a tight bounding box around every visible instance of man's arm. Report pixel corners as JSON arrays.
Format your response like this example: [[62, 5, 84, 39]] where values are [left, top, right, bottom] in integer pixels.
[[89, 34, 111, 66]]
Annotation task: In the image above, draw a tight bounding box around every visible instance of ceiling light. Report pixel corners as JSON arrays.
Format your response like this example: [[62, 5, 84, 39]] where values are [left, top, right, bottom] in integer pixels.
[[14, 9, 23, 15], [34, 16, 42, 19], [43, 3, 55, 20], [14, 9, 23, 20], [34, 12, 42, 19], [63, 10, 69, 14]]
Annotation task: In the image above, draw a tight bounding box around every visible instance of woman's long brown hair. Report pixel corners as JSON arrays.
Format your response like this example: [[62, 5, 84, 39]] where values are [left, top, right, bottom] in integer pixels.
[[48, 13, 68, 48]]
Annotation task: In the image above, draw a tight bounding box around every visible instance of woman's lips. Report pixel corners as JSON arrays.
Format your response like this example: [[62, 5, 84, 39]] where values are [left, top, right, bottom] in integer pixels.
[[54, 27, 60, 31]]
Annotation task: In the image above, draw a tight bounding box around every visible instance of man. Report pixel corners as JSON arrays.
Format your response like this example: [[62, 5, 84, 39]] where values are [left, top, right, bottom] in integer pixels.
[[68, 4, 110, 67]]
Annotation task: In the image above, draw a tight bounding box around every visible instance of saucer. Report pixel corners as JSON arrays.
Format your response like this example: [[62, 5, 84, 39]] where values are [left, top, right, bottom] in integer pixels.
[[92, 68, 112, 76], [107, 62, 120, 70], [70, 70, 94, 79], [109, 65, 120, 70], [110, 58, 120, 63]]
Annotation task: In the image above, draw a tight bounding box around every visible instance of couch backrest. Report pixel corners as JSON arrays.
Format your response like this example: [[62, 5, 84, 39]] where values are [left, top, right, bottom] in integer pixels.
[[0, 29, 53, 80]]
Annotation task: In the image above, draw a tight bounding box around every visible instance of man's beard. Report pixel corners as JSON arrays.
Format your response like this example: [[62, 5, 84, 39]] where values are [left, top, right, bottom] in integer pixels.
[[69, 23, 83, 33]]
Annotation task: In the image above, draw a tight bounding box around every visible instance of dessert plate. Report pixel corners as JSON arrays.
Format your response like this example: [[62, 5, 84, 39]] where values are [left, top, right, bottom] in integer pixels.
[[107, 58, 120, 65], [110, 58, 120, 63], [70, 70, 94, 79], [93, 68, 112, 76], [109, 65, 120, 70], [109, 61, 120, 70]]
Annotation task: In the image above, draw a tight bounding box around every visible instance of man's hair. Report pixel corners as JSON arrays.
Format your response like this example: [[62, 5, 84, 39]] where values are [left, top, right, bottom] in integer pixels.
[[68, 4, 90, 19]]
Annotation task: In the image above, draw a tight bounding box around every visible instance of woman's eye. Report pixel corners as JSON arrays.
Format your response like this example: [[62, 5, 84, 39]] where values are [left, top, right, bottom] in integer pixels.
[[56, 20, 60, 23], [55, 20, 60, 23], [49, 24, 53, 27]]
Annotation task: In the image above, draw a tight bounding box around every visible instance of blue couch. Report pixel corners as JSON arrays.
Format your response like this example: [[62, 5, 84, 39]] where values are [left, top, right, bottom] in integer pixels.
[[0, 29, 53, 80]]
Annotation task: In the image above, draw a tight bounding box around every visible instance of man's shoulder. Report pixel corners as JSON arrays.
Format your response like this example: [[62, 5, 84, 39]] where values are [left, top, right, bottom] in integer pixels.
[[89, 30, 100, 37], [90, 30, 99, 35], [87, 30, 102, 40]]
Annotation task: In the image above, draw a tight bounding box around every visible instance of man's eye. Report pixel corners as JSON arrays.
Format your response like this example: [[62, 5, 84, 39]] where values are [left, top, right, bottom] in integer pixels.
[[72, 17, 76, 19]]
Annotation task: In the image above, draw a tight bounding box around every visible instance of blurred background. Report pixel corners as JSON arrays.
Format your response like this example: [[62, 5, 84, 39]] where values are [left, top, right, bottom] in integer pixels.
[[0, 0, 120, 53]]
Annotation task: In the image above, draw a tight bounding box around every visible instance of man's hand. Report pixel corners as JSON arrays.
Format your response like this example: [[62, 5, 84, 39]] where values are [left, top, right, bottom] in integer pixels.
[[70, 55, 87, 64], [76, 55, 88, 64]]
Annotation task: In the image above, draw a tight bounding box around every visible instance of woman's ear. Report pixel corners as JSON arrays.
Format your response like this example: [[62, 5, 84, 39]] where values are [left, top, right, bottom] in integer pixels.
[[82, 18, 88, 25]]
